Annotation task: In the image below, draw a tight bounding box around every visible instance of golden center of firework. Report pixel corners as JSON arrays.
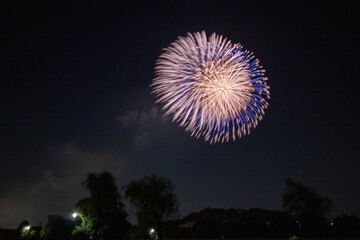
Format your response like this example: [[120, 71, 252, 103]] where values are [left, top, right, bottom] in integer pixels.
[[193, 60, 253, 119]]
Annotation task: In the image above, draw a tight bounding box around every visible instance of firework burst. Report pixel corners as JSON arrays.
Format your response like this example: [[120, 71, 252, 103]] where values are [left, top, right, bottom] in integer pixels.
[[151, 31, 270, 143]]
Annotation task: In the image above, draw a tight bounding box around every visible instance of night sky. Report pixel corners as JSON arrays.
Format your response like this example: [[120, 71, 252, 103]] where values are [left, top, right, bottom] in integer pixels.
[[1, 1, 359, 228]]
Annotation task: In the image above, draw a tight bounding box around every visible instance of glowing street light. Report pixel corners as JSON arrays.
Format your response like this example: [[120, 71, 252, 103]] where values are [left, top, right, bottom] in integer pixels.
[[72, 212, 78, 218], [24, 225, 30, 231], [149, 228, 157, 240]]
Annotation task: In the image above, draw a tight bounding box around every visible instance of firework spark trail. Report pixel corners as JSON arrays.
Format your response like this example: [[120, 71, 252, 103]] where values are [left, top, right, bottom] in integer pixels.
[[152, 31, 270, 143]]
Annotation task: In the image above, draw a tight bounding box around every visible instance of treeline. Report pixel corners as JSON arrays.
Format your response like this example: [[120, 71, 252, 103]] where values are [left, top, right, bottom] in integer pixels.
[[164, 208, 360, 239], [1, 173, 360, 240]]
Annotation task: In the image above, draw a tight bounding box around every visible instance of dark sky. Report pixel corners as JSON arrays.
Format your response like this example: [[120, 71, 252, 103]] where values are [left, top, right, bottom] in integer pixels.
[[1, 0, 359, 228]]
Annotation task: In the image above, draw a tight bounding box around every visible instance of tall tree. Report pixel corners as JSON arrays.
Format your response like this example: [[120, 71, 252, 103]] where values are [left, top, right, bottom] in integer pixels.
[[125, 174, 180, 239], [283, 178, 332, 219], [282, 178, 332, 237], [73, 172, 130, 240]]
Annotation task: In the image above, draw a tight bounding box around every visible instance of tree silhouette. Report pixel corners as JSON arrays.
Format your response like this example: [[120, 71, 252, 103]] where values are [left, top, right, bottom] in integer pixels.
[[40, 216, 73, 240], [73, 172, 130, 240], [282, 178, 332, 237], [283, 178, 332, 219], [125, 174, 180, 239]]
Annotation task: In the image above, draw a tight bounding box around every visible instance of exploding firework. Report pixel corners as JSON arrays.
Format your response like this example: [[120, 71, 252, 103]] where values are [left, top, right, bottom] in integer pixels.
[[151, 31, 270, 143]]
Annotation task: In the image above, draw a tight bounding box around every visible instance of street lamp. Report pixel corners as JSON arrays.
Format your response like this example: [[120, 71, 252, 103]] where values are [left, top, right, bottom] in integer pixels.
[[72, 212, 78, 218], [149, 228, 157, 240], [24, 225, 30, 231]]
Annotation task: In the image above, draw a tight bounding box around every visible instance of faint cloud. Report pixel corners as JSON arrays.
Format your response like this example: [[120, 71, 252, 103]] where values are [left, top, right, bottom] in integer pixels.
[[0, 143, 126, 228], [116, 107, 165, 126], [133, 131, 150, 149], [62, 143, 124, 176], [116, 107, 173, 148], [0, 188, 34, 228], [116, 111, 139, 126], [139, 107, 159, 124]]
